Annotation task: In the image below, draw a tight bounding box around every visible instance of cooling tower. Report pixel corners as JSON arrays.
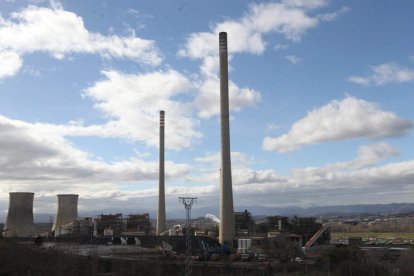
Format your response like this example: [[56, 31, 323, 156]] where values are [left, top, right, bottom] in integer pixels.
[[3, 192, 36, 238], [52, 194, 78, 235], [156, 110, 167, 235], [218, 32, 235, 245]]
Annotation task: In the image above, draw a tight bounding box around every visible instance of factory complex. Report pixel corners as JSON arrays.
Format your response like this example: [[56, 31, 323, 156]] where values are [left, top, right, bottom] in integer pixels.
[[1, 190, 331, 269], [1, 33, 408, 275], [0, 33, 332, 275]]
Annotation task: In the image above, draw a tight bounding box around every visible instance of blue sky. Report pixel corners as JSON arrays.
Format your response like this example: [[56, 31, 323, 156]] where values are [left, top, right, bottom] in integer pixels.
[[0, 0, 414, 218]]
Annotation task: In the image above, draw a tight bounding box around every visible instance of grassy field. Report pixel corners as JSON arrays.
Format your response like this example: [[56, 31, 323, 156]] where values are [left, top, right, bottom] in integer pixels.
[[331, 232, 414, 240]]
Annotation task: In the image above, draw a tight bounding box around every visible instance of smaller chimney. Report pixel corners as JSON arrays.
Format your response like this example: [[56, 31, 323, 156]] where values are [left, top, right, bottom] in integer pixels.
[[156, 110, 167, 235]]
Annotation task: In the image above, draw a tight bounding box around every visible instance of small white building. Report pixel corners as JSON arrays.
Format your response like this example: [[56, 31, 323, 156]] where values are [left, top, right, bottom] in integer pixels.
[[237, 239, 252, 254]]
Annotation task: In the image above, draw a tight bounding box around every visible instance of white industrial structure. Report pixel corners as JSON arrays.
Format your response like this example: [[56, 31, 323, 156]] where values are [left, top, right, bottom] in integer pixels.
[[3, 192, 37, 238]]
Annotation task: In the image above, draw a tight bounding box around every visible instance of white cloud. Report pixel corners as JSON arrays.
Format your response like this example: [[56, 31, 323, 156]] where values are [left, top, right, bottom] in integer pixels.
[[127, 8, 140, 17], [0, 114, 194, 216], [229, 144, 414, 207], [180, 2, 320, 59], [266, 123, 280, 131], [178, 1, 347, 118], [274, 44, 289, 50], [185, 142, 414, 208], [0, 115, 189, 190], [0, 6, 161, 78], [297, 143, 398, 178], [2, 114, 413, 212], [0, 51, 22, 79], [285, 55, 302, 64], [53, 151, 414, 211], [192, 151, 287, 187], [59, 69, 202, 150], [347, 143, 398, 169], [347, 76, 371, 86], [288, 151, 414, 199], [194, 53, 261, 118], [49, 0, 63, 10], [263, 97, 413, 152], [196, 77, 261, 118], [281, 0, 328, 9], [317, 6, 350, 22], [348, 63, 414, 86]]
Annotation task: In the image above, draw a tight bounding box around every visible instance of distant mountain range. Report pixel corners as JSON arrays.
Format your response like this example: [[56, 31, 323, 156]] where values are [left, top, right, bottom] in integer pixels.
[[235, 203, 414, 218], [33, 203, 414, 222], [2, 203, 414, 223]]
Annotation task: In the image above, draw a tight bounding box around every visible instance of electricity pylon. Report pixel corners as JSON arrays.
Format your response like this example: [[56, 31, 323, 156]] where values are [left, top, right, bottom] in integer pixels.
[[179, 197, 197, 276]]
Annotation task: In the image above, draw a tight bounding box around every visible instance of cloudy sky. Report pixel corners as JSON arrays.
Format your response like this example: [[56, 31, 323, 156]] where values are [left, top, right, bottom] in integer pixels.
[[0, 0, 413, 218]]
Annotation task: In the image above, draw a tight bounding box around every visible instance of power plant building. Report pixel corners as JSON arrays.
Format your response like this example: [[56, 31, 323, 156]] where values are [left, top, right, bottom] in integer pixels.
[[126, 213, 151, 235], [94, 213, 123, 236], [234, 210, 256, 237], [3, 192, 37, 238], [52, 194, 78, 236], [54, 217, 93, 236]]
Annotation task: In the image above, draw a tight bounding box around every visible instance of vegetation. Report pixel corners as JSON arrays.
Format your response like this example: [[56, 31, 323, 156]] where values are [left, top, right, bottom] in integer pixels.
[[399, 248, 414, 276], [0, 239, 93, 275], [330, 217, 414, 234], [331, 231, 414, 240], [317, 246, 389, 276]]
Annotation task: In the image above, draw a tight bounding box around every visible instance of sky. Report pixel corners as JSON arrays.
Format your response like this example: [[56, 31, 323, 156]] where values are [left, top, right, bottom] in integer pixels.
[[0, 0, 414, 219]]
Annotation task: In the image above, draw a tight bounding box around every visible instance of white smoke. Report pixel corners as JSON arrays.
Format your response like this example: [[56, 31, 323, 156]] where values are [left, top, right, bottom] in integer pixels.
[[205, 213, 220, 224]]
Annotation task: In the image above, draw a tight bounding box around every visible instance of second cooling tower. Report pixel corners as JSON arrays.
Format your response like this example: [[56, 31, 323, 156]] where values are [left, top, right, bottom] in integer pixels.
[[52, 194, 78, 235], [3, 192, 37, 238]]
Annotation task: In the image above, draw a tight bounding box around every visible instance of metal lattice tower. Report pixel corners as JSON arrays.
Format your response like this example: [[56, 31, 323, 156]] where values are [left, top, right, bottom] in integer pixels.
[[179, 197, 197, 276]]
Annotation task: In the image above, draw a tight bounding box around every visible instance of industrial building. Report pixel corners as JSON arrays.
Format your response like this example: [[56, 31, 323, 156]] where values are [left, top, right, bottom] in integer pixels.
[[266, 215, 290, 232], [54, 217, 93, 236], [94, 213, 123, 236], [288, 216, 324, 244], [125, 213, 151, 235], [234, 210, 255, 237], [3, 192, 37, 238]]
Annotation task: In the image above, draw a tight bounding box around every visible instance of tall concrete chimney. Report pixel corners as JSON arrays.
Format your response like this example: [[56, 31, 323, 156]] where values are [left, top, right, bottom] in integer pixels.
[[3, 192, 36, 238], [156, 110, 167, 235], [52, 194, 78, 236], [219, 32, 235, 245]]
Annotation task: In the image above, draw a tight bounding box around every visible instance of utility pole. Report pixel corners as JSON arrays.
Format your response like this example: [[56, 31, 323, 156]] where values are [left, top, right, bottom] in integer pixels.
[[179, 197, 197, 276]]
